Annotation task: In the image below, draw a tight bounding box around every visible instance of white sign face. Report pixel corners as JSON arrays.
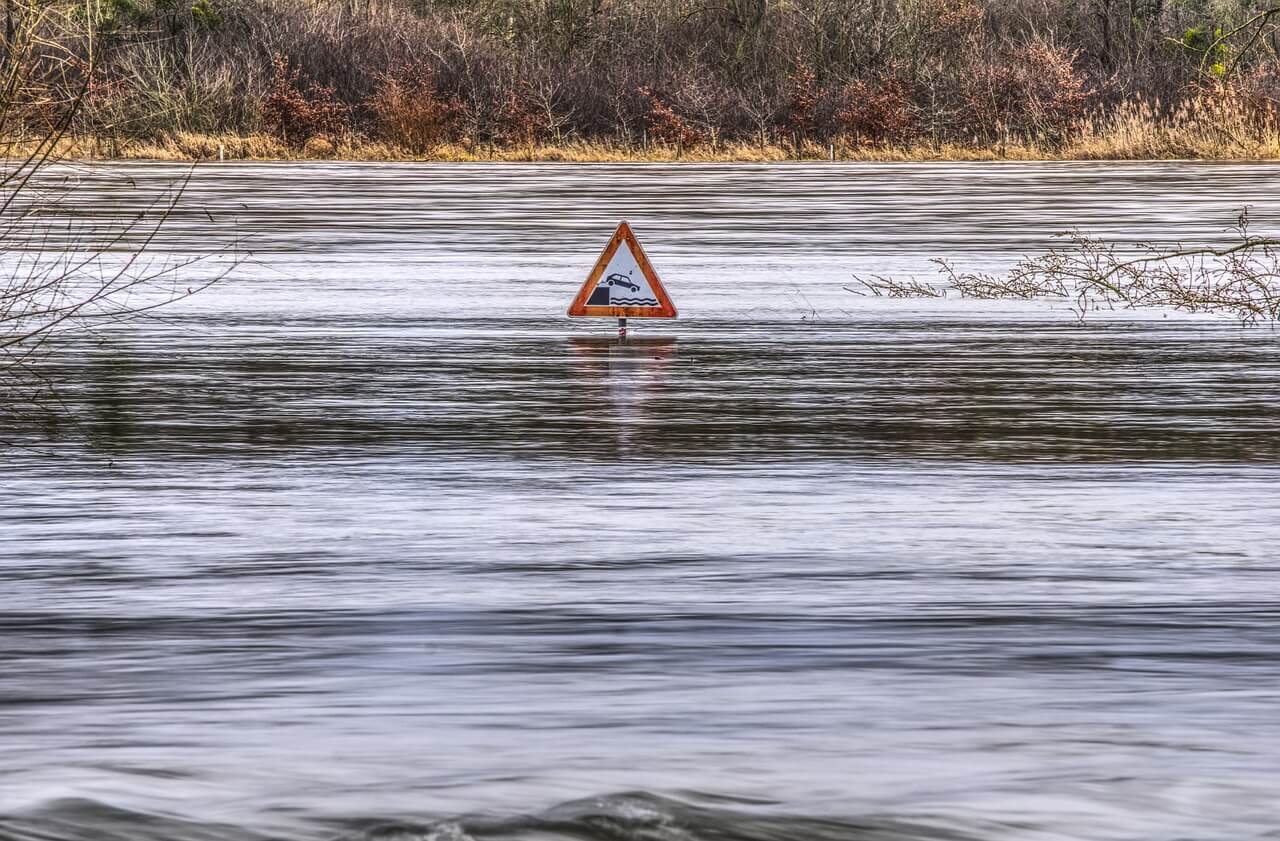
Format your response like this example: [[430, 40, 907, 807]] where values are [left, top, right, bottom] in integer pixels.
[[583, 240, 661, 308]]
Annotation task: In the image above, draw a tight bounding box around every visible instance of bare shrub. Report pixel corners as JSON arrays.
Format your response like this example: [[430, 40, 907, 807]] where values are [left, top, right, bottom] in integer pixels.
[[849, 276, 947, 297], [86, 37, 261, 137], [1, 0, 236, 383]]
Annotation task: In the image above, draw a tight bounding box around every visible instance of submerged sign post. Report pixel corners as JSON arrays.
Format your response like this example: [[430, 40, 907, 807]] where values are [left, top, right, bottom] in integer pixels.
[[567, 221, 677, 336]]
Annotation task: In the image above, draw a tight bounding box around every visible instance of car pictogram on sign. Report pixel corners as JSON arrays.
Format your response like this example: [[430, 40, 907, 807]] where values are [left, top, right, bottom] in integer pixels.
[[603, 273, 640, 292]]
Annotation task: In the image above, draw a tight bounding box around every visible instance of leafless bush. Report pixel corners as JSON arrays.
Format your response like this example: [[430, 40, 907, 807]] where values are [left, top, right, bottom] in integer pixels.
[[83, 36, 263, 137], [1, 0, 236, 384], [2, 171, 233, 368]]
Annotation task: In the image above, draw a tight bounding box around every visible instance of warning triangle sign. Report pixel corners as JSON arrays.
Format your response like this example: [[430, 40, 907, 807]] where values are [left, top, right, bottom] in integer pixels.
[[567, 221, 677, 319]]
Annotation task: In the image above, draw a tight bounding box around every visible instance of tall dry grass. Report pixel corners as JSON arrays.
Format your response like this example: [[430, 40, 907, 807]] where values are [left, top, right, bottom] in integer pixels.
[[1074, 97, 1280, 159], [59, 124, 1280, 162]]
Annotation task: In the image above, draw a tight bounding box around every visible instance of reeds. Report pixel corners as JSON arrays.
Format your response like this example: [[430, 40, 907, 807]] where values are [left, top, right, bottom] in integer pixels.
[[50, 125, 1280, 161], [1073, 96, 1280, 159]]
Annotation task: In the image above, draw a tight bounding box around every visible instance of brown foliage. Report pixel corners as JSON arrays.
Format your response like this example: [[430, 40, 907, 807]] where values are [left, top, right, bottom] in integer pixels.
[[1010, 42, 1090, 140], [957, 40, 1089, 142], [261, 53, 350, 147], [639, 86, 704, 146], [920, 0, 986, 50], [780, 63, 818, 138], [836, 74, 916, 143], [367, 62, 461, 153]]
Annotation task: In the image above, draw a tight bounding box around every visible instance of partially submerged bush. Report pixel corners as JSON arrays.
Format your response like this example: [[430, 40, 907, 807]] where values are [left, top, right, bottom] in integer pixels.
[[1, 0, 237, 386], [855, 210, 1280, 324]]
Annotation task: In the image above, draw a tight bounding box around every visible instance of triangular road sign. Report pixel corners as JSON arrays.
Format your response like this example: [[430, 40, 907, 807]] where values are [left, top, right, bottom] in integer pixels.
[[567, 221, 677, 319]]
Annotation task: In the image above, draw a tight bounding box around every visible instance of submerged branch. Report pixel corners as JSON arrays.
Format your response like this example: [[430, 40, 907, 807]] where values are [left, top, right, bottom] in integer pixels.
[[1, 166, 242, 369], [847, 277, 947, 298], [0, 0, 240, 386]]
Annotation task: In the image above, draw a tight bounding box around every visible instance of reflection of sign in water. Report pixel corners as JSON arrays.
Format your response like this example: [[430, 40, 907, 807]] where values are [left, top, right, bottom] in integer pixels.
[[569, 336, 677, 452], [567, 221, 677, 318]]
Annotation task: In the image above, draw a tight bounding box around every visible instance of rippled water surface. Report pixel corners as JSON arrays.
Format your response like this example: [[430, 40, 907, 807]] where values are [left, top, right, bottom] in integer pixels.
[[4, 162, 1280, 841]]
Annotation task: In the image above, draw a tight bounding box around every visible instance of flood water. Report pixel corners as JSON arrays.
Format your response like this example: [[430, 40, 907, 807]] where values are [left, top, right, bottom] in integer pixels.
[[3, 162, 1280, 841]]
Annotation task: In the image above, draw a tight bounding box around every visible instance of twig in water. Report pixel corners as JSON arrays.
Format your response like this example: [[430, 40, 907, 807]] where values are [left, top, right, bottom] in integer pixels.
[[848, 275, 947, 298]]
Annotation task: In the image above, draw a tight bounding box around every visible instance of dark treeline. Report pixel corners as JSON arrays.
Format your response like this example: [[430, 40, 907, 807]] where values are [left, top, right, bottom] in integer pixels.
[[20, 0, 1280, 152]]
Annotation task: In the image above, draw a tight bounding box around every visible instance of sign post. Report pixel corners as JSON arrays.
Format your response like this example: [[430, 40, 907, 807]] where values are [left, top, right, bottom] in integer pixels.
[[567, 221, 677, 338]]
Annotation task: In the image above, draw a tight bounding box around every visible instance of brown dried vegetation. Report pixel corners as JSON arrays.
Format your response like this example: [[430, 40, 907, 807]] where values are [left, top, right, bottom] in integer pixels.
[[5, 0, 1278, 158], [367, 62, 461, 153]]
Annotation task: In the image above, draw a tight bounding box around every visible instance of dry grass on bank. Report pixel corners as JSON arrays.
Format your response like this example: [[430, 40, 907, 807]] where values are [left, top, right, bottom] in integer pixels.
[[39, 99, 1280, 162]]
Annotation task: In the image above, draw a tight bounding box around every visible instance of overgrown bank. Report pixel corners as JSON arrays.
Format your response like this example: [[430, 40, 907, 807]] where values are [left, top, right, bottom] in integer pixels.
[[51, 103, 1280, 161], [13, 0, 1280, 160]]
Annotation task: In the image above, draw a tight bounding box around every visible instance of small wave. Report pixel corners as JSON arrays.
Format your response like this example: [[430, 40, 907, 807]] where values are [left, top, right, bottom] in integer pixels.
[[361, 822, 473, 841], [0, 798, 270, 841], [1, 793, 979, 841], [610, 298, 660, 306]]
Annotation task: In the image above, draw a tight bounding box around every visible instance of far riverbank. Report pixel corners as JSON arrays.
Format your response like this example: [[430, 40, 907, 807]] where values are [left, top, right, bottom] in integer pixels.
[[50, 120, 1280, 164]]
